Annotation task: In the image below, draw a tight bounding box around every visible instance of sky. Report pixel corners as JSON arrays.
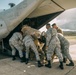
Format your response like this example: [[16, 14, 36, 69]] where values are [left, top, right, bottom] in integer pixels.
[[0, 0, 23, 10]]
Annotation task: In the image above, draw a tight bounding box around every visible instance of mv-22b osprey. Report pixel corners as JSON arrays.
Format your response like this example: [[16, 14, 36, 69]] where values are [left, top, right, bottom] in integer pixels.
[[0, 0, 76, 54]]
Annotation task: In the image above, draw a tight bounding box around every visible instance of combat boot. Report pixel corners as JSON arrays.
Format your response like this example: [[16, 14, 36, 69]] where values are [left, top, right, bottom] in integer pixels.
[[45, 61, 51, 68], [20, 57, 25, 62], [63, 58, 67, 63], [12, 55, 16, 61], [25, 58, 29, 64], [59, 62, 64, 70], [38, 61, 43, 67], [66, 60, 74, 66]]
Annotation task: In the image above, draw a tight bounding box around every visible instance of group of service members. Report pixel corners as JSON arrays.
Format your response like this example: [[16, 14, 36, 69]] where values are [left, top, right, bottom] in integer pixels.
[[9, 23, 74, 70]]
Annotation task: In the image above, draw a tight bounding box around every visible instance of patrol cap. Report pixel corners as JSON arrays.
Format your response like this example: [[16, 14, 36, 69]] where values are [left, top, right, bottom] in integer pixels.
[[52, 23, 56, 26], [46, 23, 50, 26]]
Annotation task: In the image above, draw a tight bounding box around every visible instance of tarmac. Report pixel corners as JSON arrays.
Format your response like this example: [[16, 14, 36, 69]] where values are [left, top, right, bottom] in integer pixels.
[[0, 45, 76, 75]]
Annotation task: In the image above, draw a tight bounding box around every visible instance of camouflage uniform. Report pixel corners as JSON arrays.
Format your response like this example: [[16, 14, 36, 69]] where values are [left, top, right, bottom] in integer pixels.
[[56, 27, 63, 34], [9, 32, 23, 58], [46, 28, 63, 62], [23, 35, 40, 61], [58, 33, 72, 60]]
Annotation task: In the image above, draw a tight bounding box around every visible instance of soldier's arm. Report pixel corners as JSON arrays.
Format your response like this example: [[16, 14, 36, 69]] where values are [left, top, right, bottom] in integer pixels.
[[18, 33, 23, 45], [46, 31, 51, 47]]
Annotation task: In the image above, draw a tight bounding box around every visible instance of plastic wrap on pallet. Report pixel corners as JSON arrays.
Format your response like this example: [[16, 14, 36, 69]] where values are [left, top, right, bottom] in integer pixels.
[[21, 25, 41, 39]]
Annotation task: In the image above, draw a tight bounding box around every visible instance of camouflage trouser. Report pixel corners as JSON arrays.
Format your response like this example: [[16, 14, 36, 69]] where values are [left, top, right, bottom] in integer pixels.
[[62, 44, 72, 60], [9, 42, 23, 58], [46, 42, 63, 62], [24, 40, 40, 61]]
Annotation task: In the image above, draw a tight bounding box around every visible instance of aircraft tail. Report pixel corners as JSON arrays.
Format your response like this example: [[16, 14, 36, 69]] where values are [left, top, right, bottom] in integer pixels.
[[0, 0, 44, 39]]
